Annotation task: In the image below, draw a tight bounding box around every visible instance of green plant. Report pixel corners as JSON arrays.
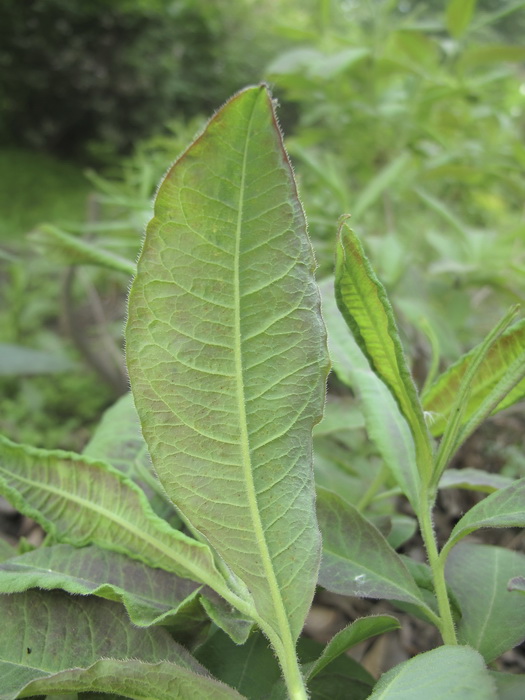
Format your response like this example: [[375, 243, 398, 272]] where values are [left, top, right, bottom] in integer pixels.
[[266, 0, 525, 357], [0, 84, 524, 699]]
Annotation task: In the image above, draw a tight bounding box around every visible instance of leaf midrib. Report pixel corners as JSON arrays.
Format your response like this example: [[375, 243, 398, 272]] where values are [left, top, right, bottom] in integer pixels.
[[232, 90, 293, 648]]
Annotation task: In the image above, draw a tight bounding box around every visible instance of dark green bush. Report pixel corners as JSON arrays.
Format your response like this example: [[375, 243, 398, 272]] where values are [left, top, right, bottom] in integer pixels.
[[0, 0, 272, 160]]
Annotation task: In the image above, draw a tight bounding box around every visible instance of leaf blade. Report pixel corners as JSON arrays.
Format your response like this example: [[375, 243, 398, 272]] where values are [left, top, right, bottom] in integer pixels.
[[441, 477, 525, 559], [0, 436, 231, 599], [367, 645, 496, 699], [445, 543, 525, 662], [0, 590, 241, 700], [335, 222, 432, 481], [316, 487, 435, 619], [423, 319, 525, 438], [126, 84, 329, 643]]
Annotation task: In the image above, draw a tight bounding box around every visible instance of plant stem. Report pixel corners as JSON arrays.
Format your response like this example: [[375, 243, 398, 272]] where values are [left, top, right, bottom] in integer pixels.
[[418, 492, 458, 645]]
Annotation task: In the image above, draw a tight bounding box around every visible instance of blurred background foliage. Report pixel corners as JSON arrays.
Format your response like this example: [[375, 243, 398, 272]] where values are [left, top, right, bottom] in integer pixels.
[[0, 0, 524, 454]]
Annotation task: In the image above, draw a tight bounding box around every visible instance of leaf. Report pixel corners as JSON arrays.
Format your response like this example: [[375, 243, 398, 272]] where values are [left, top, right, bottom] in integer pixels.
[[439, 468, 515, 494], [126, 84, 329, 651], [0, 436, 233, 602], [423, 319, 525, 438], [335, 222, 433, 482], [0, 590, 242, 700], [386, 515, 417, 550], [445, 543, 525, 662], [490, 671, 525, 700], [316, 488, 435, 620], [305, 616, 400, 681], [320, 278, 420, 506], [83, 393, 150, 479], [313, 396, 365, 436], [446, 0, 478, 37], [366, 645, 496, 699], [0, 543, 204, 627], [30, 224, 136, 275], [18, 660, 245, 700], [82, 393, 176, 522], [441, 478, 525, 559], [296, 637, 375, 700], [195, 629, 281, 700], [0, 537, 16, 563]]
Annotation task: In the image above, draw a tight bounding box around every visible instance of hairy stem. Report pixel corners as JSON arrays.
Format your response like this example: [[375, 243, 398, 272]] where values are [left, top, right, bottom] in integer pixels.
[[418, 491, 457, 645]]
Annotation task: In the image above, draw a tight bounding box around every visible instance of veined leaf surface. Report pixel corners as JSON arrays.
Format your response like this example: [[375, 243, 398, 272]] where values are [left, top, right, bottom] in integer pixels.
[[0, 590, 242, 700], [126, 85, 329, 643], [320, 277, 420, 507], [335, 221, 433, 481], [0, 436, 229, 597], [0, 544, 202, 627], [423, 319, 525, 438]]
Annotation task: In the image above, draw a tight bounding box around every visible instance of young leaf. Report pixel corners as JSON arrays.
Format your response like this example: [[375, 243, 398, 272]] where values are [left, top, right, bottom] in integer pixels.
[[126, 82, 329, 657], [335, 221, 433, 482], [439, 468, 515, 494], [0, 543, 203, 627], [366, 645, 496, 699], [316, 488, 437, 622], [0, 590, 242, 700], [445, 543, 525, 662], [305, 615, 400, 681], [446, 0, 478, 37], [423, 318, 525, 438], [320, 278, 420, 507], [441, 477, 525, 560], [0, 436, 234, 602]]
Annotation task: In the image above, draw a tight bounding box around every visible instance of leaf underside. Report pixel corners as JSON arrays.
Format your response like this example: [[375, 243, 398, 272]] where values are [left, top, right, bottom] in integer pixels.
[[126, 84, 329, 641], [0, 590, 243, 700], [423, 318, 525, 437]]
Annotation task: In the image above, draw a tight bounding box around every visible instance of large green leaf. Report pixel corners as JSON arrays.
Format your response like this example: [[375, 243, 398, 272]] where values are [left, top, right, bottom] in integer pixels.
[[334, 222, 433, 482], [441, 477, 525, 560], [126, 83, 329, 652], [0, 590, 242, 700], [0, 436, 233, 601], [319, 278, 419, 507], [0, 544, 202, 627], [445, 543, 525, 662], [366, 645, 496, 699], [423, 319, 525, 438], [316, 488, 437, 622]]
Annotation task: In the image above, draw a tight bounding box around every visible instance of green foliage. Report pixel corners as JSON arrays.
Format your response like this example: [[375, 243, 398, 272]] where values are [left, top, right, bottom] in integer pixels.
[[0, 0, 280, 160], [266, 0, 525, 355], [0, 83, 524, 699]]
